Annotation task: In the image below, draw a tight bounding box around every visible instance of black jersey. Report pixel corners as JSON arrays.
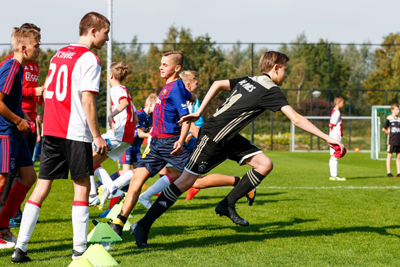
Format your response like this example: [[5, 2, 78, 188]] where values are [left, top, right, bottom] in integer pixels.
[[384, 115, 400, 146], [201, 74, 288, 143]]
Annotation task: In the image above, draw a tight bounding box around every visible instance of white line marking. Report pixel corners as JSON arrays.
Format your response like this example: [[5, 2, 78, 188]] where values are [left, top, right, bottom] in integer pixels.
[[208, 186, 400, 190]]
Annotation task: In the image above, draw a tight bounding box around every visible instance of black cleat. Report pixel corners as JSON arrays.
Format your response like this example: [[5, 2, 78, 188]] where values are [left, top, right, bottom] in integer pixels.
[[72, 249, 85, 260], [130, 222, 151, 248], [11, 248, 31, 263], [215, 202, 249, 226], [246, 188, 256, 206], [387, 173, 394, 177], [108, 221, 123, 236]]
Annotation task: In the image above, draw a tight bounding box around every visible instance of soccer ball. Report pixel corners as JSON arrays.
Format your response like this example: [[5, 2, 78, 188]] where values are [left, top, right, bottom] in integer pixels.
[[354, 147, 360, 153]]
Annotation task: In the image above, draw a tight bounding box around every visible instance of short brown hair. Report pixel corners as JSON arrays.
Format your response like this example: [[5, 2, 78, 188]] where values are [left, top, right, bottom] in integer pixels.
[[259, 51, 289, 73], [11, 27, 41, 52], [79, 12, 110, 36], [334, 96, 344, 105], [162, 50, 184, 66], [110, 62, 129, 82], [179, 70, 198, 83], [391, 103, 399, 110], [20, 23, 41, 33], [145, 93, 158, 106]]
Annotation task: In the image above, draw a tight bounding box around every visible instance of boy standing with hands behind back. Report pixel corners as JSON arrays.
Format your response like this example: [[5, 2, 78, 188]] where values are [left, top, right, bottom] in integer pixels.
[[383, 104, 400, 177]]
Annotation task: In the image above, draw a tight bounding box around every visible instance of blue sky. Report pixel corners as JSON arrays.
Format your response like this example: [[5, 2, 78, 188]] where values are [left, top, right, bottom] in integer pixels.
[[1, 0, 399, 45]]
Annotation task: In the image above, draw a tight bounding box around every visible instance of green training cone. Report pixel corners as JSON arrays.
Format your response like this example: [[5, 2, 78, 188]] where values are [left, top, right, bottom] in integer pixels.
[[82, 244, 119, 266], [68, 257, 94, 267], [87, 222, 122, 243], [106, 202, 123, 220]]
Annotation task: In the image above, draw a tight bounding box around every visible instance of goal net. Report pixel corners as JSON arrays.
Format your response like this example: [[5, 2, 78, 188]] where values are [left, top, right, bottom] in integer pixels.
[[371, 105, 391, 160], [290, 116, 371, 153]]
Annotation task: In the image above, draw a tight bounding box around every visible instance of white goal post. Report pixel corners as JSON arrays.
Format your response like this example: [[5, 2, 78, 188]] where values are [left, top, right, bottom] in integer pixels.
[[290, 116, 372, 153], [371, 105, 391, 160]]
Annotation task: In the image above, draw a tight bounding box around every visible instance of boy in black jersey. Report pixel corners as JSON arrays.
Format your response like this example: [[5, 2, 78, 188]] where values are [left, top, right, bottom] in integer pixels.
[[382, 104, 400, 177], [130, 51, 344, 248]]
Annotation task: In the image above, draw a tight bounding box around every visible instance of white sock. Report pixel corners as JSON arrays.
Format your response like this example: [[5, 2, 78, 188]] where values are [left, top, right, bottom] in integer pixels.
[[89, 175, 97, 195], [15, 202, 41, 252], [329, 157, 338, 177], [72, 203, 89, 253], [140, 175, 171, 201], [113, 170, 134, 189], [95, 167, 116, 192]]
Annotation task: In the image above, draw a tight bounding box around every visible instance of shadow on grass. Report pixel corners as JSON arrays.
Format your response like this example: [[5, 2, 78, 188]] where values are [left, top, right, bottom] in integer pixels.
[[345, 175, 388, 180], [190, 191, 286, 201]]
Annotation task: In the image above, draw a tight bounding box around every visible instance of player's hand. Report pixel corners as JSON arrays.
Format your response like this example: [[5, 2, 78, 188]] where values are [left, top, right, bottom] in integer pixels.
[[35, 86, 44, 97], [179, 112, 200, 124], [93, 136, 110, 156], [16, 119, 31, 133], [171, 140, 183, 155], [327, 137, 344, 153]]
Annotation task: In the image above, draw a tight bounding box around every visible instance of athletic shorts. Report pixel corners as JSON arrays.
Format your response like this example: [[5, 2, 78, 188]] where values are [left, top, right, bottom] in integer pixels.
[[136, 135, 191, 177], [120, 144, 142, 165], [185, 133, 261, 175], [388, 144, 400, 153], [98, 130, 131, 161], [329, 132, 342, 156], [0, 134, 33, 174], [39, 136, 93, 180]]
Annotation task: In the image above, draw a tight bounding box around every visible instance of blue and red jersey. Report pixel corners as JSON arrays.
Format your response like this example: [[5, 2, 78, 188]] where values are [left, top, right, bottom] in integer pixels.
[[151, 79, 192, 137], [0, 58, 24, 135]]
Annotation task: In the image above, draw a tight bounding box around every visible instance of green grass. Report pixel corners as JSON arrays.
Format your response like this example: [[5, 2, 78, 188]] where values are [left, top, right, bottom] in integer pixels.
[[1, 151, 400, 266]]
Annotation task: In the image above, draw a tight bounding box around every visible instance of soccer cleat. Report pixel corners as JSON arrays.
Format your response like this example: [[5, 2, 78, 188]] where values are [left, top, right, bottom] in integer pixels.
[[98, 186, 110, 210], [130, 222, 151, 248], [108, 221, 123, 237], [397, 173, 400, 177], [11, 248, 30, 262], [185, 188, 200, 200], [0, 238, 14, 249], [246, 188, 256, 206], [89, 194, 100, 207], [387, 173, 394, 177], [0, 228, 17, 243], [329, 176, 346, 181], [72, 249, 86, 260], [215, 202, 249, 226], [138, 195, 152, 209]]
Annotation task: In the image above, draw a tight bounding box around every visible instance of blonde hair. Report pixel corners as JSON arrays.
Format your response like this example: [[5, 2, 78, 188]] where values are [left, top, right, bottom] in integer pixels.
[[259, 51, 289, 73], [333, 96, 344, 106], [11, 27, 41, 52], [179, 70, 198, 83], [79, 12, 110, 36], [162, 50, 184, 66], [110, 62, 129, 82], [145, 93, 158, 106]]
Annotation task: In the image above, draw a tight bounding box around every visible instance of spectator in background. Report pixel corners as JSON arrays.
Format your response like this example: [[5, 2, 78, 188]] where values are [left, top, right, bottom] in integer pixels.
[[382, 104, 400, 177]]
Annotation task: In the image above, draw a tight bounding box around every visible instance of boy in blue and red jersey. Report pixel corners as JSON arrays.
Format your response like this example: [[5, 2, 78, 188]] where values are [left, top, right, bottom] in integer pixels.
[[0, 27, 41, 249], [109, 50, 194, 236]]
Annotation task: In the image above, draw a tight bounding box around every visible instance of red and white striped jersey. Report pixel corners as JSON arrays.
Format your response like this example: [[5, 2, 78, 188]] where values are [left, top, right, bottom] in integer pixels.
[[330, 108, 343, 137], [111, 85, 136, 144], [42, 43, 101, 143]]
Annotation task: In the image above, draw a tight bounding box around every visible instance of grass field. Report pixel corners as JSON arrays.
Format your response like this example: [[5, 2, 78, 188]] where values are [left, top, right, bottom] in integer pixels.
[[1, 151, 399, 266]]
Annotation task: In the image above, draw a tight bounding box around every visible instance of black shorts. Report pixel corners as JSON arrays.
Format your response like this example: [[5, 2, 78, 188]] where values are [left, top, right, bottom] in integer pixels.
[[185, 133, 261, 175], [39, 136, 93, 180], [388, 144, 400, 153]]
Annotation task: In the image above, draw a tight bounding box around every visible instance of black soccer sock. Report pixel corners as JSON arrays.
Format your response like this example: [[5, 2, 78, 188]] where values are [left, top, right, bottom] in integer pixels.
[[224, 169, 265, 206], [138, 183, 182, 229], [233, 176, 241, 187]]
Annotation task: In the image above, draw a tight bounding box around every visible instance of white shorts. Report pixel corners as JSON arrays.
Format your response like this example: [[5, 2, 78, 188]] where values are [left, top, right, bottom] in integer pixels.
[[98, 130, 131, 161], [329, 131, 342, 156]]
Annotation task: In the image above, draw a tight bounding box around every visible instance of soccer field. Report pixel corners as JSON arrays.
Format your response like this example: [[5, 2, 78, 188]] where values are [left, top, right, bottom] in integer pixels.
[[1, 151, 399, 266]]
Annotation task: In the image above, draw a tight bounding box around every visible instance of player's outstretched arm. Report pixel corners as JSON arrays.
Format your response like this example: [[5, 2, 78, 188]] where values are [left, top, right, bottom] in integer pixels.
[[179, 80, 231, 123], [82, 91, 109, 155], [281, 105, 343, 149]]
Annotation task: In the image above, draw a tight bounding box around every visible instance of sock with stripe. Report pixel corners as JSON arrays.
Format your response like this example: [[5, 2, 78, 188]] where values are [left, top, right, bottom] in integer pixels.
[[224, 169, 265, 206], [15, 201, 41, 252], [72, 201, 89, 253], [0, 181, 31, 228], [138, 183, 182, 229]]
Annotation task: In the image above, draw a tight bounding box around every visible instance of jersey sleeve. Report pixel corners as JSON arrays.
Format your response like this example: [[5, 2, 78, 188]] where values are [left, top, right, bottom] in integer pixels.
[[78, 52, 101, 94], [330, 110, 340, 125], [383, 119, 390, 129], [229, 77, 247, 90], [0, 60, 19, 95], [172, 82, 191, 118], [259, 87, 289, 112]]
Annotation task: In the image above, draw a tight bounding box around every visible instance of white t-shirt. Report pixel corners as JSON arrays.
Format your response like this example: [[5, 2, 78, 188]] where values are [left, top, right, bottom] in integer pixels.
[[111, 85, 136, 143], [329, 108, 343, 138]]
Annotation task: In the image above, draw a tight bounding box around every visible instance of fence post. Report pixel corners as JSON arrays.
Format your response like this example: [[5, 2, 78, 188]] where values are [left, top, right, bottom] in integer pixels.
[[251, 43, 255, 144], [310, 89, 313, 150], [348, 88, 352, 149], [270, 111, 274, 150]]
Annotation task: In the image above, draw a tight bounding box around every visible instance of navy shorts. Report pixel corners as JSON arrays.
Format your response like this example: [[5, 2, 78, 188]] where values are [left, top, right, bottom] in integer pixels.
[[0, 134, 33, 174], [388, 144, 400, 153], [136, 135, 191, 177], [120, 144, 142, 165]]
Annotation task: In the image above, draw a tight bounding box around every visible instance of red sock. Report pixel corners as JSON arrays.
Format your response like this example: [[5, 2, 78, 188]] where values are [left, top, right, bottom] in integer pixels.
[[108, 196, 120, 209], [0, 181, 30, 228]]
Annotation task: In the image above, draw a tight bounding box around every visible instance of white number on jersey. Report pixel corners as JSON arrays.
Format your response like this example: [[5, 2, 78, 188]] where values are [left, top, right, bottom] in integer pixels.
[[45, 63, 68, 101]]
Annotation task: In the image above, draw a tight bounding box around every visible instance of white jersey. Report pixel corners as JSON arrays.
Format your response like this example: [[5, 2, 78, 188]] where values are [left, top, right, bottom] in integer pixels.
[[111, 85, 136, 143], [43, 44, 101, 143], [329, 108, 343, 139]]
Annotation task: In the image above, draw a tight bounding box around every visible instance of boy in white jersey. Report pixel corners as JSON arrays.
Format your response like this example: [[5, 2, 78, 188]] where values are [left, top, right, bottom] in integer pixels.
[[382, 104, 400, 177], [329, 96, 345, 181], [89, 62, 137, 209], [12, 12, 110, 263]]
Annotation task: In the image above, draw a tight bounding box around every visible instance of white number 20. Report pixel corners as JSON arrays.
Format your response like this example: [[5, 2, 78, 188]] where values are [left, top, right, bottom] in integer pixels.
[[45, 63, 68, 101]]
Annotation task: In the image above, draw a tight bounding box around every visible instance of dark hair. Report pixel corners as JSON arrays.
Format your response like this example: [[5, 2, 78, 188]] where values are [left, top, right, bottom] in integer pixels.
[[162, 50, 184, 66], [79, 12, 110, 36], [20, 23, 41, 33], [259, 51, 289, 73]]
